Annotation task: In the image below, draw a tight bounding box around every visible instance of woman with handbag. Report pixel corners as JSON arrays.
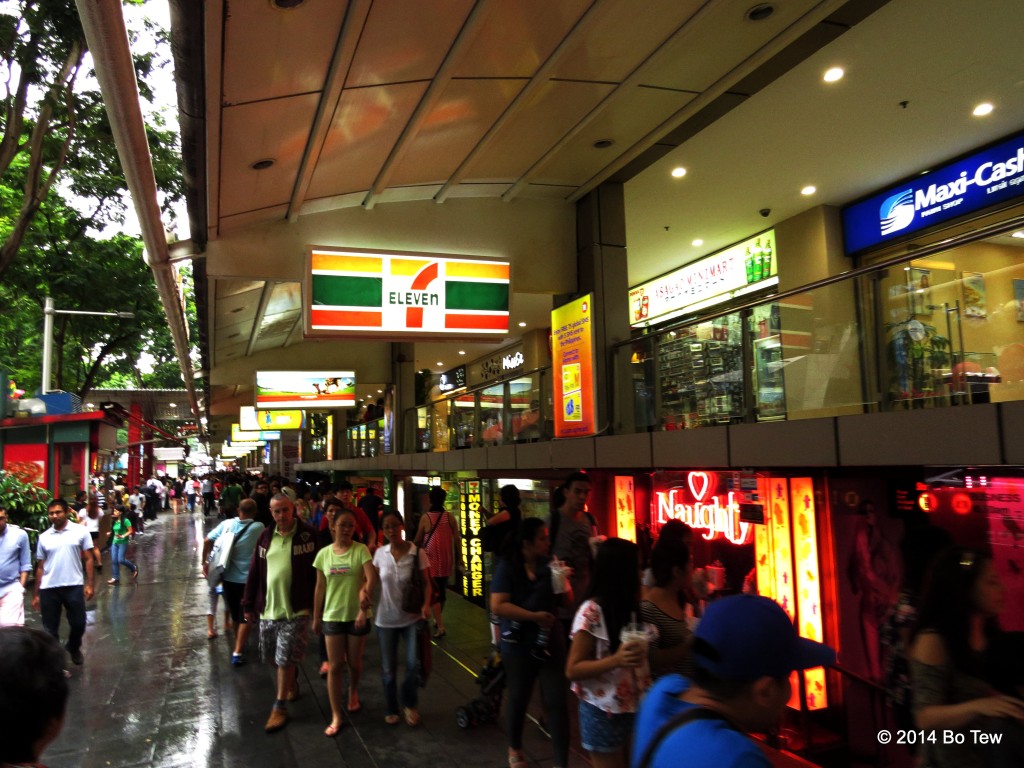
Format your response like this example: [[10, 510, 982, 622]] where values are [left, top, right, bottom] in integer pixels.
[[414, 487, 463, 638], [365, 510, 432, 726], [312, 508, 374, 737]]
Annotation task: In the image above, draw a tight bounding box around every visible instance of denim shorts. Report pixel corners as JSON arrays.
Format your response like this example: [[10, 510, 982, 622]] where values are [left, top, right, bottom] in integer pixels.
[[322, 619, 371, 637], [577, 699, 634, 754]]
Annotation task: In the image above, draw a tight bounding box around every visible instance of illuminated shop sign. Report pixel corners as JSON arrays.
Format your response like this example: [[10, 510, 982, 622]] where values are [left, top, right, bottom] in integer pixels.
[[477, 346, 524, 381], [438, 366, 466, 393], [628, 231, 777, 328], [615, 476, 637, 542], [653, 471, 753, 545], [231, 424, 281, 442], [552, 294, 596, 437], [255, 371, 355, 409], [240, 405, 305, 431], [307, 247, 510, 338], [842, 131, 1024, 253], [460, 481, 485, 607]]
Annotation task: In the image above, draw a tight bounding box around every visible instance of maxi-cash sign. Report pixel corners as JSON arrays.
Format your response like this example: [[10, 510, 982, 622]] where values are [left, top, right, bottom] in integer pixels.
[[843, 132, 1024, 254]]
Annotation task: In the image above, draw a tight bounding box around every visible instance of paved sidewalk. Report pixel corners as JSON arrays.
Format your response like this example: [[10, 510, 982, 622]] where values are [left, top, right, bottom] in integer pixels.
[[25, 512, 589, 768]]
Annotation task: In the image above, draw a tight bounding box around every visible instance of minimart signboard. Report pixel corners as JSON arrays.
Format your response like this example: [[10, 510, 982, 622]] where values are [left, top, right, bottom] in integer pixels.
[[842, 131, 1024, 254], [307, 248, 510, 338], [628, 231, 777, 328]]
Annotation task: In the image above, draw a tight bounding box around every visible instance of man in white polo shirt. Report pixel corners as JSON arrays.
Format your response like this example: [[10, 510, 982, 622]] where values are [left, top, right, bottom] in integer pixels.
[[0, 506, 32, 626], [32, 498, 96, 666]]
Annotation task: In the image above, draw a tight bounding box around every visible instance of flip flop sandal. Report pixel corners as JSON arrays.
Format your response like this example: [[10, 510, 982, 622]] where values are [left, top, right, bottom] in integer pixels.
[[324, 723, 342, 737]]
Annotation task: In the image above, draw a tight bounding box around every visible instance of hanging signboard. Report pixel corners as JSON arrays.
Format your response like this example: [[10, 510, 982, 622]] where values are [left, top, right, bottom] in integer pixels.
[[306, 247, 510, 339], [240, 406, 305, 431], [255, 371, 355, 409], [628, 230, 777, 328], [552, 294, 596, 438]]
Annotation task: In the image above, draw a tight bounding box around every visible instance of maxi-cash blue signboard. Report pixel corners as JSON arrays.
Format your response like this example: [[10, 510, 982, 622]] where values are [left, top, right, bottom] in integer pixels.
[[842, 131, 1024, 254]]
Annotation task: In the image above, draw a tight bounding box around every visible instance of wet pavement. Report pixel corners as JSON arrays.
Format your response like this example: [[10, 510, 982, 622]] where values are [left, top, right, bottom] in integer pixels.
[[25, 512, 590, 768]]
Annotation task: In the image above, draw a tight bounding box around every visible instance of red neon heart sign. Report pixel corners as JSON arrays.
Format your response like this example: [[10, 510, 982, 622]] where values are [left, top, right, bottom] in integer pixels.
[[687, 471, 712, 502]]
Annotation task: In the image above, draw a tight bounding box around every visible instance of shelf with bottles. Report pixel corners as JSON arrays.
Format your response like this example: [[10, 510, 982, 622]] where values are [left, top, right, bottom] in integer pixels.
[[752, 334, 786, 419]]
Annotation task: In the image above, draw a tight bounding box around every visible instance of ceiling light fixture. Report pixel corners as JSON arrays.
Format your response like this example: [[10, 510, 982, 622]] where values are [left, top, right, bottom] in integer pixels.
[[593, 139, 614, 149], [1012, 231, 1024, 239], [250, 158, 275, 170], [271, 0, 306, 9], [746, 3, 775, 22], [671, 167, 687, 178], [458, 350, 466, 355], [692, 239, 704, 247], [436, 361, 444, 367], [823, 67, 844, 83], [972, 102, 994, 117], [518, 322, 527, 327], [801, 185, 817, 196], [168, 402, 177, 408]]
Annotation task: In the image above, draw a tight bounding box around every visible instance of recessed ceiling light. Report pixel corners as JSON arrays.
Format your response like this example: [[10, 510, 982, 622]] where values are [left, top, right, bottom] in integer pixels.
[[593, 139, 614, 149], [692, 239, 704, 247], [823, 67, 844, 83], [1012, 231, 1024, 239], [801, 185, 817, 196], [168, 402, 177, 408], [436, 361, 444, 367], [746, 3, 775, 22], [458, 350, 466, 355], [972, 102, 994, 117], [250, 158, 275, 170], [671, 167, 687, 178], [518, 322, 527, 327]]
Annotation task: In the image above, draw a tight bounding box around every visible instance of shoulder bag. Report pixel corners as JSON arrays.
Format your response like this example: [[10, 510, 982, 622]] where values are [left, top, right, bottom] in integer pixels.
[[401, 544, 427, 614], [207, 519, 253, 588]]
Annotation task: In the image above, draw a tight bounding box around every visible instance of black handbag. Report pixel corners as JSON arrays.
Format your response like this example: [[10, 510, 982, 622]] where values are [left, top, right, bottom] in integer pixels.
[[401, 545, 427, 614]]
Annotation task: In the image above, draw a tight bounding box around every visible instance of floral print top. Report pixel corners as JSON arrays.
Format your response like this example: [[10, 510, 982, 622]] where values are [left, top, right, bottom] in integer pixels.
[[570, 599, 655, 714]]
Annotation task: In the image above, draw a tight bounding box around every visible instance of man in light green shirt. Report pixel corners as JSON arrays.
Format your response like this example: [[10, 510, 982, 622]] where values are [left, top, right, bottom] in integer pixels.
[[242, 494, 318, 733]]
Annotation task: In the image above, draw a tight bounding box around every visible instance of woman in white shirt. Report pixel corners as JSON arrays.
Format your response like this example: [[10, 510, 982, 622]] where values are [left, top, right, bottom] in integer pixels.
[[364, 510, 432, 727], [79, 492, 104, 573]]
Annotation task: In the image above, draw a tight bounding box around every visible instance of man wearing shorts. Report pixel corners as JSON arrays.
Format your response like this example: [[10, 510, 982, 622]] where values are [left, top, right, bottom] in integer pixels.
[[0, 506, 32, 626], [242, 494, 318, 733]]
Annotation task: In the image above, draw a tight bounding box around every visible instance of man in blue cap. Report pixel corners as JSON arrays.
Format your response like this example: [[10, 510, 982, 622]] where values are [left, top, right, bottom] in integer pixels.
[[632, 594, 836, 768]]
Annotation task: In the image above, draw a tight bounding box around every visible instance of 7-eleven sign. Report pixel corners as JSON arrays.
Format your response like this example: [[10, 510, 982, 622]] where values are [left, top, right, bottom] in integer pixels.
[[306, 248, 511, 339]]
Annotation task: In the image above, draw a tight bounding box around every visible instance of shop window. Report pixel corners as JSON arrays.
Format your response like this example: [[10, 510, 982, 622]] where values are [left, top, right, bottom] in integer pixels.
[[479, 384, 504, 445], [509, 375, 541, 442]]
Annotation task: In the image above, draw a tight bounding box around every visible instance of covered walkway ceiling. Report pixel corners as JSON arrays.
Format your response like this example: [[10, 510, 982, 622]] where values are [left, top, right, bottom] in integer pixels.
[[159, 0, 1024, 441]]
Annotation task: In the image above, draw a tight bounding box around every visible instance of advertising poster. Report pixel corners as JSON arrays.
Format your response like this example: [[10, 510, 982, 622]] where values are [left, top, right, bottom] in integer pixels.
[[962, 272, 987, 318], [255, 371, 355, 409], [240, 405, 305, 431], [551, 294, 595, 438], [614, 476, 636, 542], [3, 443, 48, 488]]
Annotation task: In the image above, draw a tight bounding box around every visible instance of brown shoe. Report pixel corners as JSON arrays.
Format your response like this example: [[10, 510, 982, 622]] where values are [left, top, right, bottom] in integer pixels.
[[265, 706, 288, 733]]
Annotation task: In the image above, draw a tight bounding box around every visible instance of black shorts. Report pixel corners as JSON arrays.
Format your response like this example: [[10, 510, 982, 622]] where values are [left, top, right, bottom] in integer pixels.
[[221, 580, 247, 625]]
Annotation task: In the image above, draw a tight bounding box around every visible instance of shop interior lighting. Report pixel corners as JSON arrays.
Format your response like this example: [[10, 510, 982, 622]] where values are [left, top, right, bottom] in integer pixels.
[[972, 102, 994, 117], [823, 67, 844, 83], [692, 239, 704, 247], [801, 185, 817, 196], [671, 167, 687, 178]]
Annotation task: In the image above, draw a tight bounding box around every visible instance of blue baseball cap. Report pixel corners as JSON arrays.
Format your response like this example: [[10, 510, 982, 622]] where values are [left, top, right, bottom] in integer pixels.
[[694, 594, 836, 681]]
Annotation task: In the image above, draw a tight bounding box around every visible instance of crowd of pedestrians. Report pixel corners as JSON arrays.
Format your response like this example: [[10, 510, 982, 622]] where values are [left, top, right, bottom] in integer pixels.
[[6, 466, 1024, 768]]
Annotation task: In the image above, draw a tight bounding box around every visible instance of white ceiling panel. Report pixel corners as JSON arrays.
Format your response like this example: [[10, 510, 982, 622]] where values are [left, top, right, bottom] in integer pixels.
[[306, 82, 429, 200], [345, 0, 474, 87], [462, 80, 615, 182], [219, 94, 321, 216], [221, 0, 349, 104], [451, 0, 591, 78], [388, 79, 527, 187]]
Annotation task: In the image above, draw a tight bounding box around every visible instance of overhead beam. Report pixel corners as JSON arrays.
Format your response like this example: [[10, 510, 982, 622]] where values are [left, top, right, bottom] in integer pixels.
[[434, 0, 605, 205], [75, 0, 204, 435], [245, 281, 274, 357], [564, 0, 849, 204], [362, 0, 494, 211], [286, 0, 372, 223]]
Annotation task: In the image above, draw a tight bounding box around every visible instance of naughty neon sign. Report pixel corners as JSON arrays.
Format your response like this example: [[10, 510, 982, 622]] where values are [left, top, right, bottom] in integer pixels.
[[654, 472, 753, 545]]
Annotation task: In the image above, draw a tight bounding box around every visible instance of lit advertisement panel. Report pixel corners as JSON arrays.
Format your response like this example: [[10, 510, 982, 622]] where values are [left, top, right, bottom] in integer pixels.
[[240, 406, 305, 431], [307, 248, 510, 338], [255, 371, 355, 409], [552, 294, 595, 437], [231, 423, 281, 442], [791, 477, 826, 710]]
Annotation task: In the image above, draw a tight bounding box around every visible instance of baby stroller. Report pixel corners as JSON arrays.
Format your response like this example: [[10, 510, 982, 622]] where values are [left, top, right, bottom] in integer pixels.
[[455, 650, 505, 729]]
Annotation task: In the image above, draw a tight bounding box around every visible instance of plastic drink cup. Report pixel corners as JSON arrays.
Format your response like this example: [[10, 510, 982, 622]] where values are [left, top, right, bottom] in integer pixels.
[[550, 559, 570, 594], [619, 623, 648, 655]]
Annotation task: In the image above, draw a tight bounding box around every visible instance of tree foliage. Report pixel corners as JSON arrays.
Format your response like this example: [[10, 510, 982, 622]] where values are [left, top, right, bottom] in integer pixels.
[[0, 0, 190, 398]]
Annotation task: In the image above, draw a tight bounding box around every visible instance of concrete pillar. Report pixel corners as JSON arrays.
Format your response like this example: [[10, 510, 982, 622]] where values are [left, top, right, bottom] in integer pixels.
[[575, 182, 633, 434], [392, 343, 417, 453]]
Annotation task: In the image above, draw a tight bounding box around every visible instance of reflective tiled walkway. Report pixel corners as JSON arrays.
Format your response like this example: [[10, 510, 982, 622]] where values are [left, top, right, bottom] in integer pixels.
[[26, 512, 587, 768]]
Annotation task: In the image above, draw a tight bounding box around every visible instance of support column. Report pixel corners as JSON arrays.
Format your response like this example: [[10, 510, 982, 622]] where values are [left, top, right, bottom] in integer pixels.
[[392, 343, 417, 453], [128, 402, 142, 487], [575, 182, 633, 434]]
